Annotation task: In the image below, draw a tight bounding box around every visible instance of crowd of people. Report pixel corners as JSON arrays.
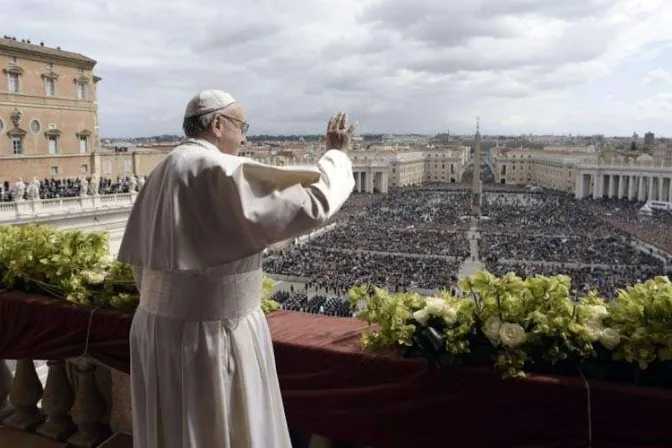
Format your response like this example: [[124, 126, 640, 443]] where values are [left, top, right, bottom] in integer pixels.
[[583, 198, 672, 254], [480, 192, 605, 235], [309, 227, 469, 258], [264, 186, 671, 305], [479, 233, 660, 266], [264, 247, 461, 293], [0, 176, 141, 201], [269, 290, 354, 317]]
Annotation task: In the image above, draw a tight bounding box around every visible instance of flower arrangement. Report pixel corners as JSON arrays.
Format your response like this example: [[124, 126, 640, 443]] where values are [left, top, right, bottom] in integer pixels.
[[0, 225, 279, 313], [348, 270, 672, 385]]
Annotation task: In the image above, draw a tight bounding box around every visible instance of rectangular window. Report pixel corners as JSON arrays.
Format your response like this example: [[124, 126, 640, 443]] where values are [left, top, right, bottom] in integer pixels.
[[103, 161, 112, 174], [45, 78, 55, 96], [80, 164, 88, 174], [12, 136, 23, 154], [76, 82, 86, 99], [8, 56, 16, 64], [48, 136, 58, 154], [51, 166, 59, 176], [79, 136, 88, 153], [46, 62, 53, 71], [8, 73, 19, 93], [123, 159, 132, 173]]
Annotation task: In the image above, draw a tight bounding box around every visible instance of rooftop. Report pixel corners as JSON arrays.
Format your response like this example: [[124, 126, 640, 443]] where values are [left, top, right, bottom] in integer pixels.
[[0, 36, 96, 67]]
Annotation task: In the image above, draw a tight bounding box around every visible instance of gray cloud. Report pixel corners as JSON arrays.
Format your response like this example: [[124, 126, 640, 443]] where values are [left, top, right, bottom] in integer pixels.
[[4, 0, 672, 137]]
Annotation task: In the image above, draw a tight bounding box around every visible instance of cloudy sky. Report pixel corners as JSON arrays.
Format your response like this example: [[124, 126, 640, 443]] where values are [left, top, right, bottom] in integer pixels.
[[7, 0, 672, 137]]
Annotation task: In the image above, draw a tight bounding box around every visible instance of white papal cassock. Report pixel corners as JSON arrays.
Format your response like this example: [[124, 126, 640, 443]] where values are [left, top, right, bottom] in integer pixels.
[[117, 138, 354, 448]]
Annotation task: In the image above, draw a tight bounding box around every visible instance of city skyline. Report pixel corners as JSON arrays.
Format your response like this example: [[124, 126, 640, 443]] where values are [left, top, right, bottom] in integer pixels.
[[6, 0, 672, 137]]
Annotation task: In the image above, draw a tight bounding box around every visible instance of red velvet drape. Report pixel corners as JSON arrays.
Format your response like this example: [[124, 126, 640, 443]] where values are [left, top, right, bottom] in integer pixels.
[[1, 291, 671, 447]]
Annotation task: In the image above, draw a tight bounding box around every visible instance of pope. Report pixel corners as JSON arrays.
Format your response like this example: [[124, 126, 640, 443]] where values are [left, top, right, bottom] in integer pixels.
[[117, 90, 357, 448]]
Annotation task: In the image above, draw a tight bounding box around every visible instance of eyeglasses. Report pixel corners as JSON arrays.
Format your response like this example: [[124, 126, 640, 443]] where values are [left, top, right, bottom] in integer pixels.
[[218, 114, 249, 135]]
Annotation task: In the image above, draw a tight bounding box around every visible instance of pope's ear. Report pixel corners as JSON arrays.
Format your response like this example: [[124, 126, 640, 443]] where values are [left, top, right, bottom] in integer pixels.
[[210, 115, 222, 136]]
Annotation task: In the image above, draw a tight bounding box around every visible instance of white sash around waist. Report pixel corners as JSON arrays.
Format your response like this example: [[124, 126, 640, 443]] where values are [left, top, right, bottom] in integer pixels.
[[137, 265, 263, 321]]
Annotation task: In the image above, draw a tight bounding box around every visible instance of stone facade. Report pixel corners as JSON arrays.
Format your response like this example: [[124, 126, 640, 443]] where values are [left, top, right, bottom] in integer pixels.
[[0, 38, 100, 179], [351, 147, 469, 192], [492, 146, 672, 202]]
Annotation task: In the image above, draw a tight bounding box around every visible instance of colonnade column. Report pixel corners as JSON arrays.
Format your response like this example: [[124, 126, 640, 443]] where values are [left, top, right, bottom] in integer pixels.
[[608, 175, 616, 198], [574, 173, 583, 199], [628, 175, 636, 200], [618, 175, 626, 198]]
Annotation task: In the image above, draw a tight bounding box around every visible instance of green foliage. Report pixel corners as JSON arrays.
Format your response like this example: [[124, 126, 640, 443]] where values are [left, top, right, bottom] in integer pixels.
[[350, 269, 672, 383], [608, 276, 672, 369], [0, 225, 278, 314]]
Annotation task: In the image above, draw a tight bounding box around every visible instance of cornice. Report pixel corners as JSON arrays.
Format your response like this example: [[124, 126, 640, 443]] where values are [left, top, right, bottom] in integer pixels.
[[44, 128, 62, 137], [7, 127, 26, 137], [2, 66, 23, 75], [74, 74, 90, 84], [41, 71, 59, 80], [0, 43, 96, 69]]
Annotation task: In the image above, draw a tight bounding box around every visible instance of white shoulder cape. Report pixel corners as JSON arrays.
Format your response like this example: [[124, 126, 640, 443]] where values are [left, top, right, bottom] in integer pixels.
[[117, 138, 354, 271]]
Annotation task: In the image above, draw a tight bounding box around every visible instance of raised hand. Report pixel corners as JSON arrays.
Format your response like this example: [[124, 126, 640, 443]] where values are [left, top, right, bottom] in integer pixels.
[[325, 111, 358, 151]]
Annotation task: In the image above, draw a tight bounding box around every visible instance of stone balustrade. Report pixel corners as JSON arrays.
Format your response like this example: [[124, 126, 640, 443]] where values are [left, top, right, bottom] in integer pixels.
[[0, 358, 363, 447], [0, 193, 136, 223]]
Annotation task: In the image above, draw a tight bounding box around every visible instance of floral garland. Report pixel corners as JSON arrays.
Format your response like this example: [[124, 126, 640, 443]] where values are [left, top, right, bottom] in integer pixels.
[[347, 270, 672, 384], [0, 225, 279, 314]]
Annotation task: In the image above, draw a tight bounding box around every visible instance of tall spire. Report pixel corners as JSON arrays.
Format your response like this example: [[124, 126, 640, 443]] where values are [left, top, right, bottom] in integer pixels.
[[471, 117, 482, 218]]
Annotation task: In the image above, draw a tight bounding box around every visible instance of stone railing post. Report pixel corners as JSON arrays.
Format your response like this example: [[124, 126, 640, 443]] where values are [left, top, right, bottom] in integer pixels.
[[36, 360, 76, 440], [3, 359, 44, 430], [67, 362, 111, 447], [0, 359, 13, 421]]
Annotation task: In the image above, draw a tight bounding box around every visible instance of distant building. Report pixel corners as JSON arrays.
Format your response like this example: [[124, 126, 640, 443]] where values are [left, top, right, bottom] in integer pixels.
[[0, 37, 102, 179], [644, 132, 655, 148], [492, 145, 672, 202]]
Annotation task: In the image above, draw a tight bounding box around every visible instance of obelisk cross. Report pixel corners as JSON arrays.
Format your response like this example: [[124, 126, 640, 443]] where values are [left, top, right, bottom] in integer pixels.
[[472, 117, 482, 217]]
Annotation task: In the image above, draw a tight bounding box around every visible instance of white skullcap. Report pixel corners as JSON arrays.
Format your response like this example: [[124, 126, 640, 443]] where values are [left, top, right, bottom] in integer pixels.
[[184, 90, 236, 119]]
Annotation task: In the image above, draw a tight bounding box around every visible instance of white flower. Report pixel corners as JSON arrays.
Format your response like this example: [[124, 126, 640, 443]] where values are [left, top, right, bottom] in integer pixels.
[[81, 270, 105, 284], [499, 323, 526, 348], [585, 305, 608, 322], [424, 297, 446, 316], [98, 255, 114, 268], [483, 317, 502, 345], [599, 327, 621, 351], [443, 307, 458, 325], [413, 309, 430, 326], [584, 322, 603, 342]]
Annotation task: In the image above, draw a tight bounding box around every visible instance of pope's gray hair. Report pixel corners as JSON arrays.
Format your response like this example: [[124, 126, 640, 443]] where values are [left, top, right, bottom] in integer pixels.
[[182, 111, 218, 138]]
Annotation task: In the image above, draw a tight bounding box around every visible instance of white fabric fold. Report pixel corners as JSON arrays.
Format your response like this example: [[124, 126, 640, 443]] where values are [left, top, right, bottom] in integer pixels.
[[118, 138, 355, 448]]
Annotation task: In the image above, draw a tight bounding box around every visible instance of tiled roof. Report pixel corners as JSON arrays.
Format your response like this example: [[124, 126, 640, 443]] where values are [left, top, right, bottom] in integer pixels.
[[0, 37, 96, 66]]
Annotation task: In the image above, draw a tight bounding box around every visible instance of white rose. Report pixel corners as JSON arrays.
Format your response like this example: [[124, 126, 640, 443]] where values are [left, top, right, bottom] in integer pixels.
[[499, 323, 526, 348], [483, 317, 502, 345], [81, 270, 105, 285], [585, 305, 608, 322], [584, 322, 603, 342], [98, 255, 114, 267], [424, 297, 446, 316], [599, 327, 621, 351], [443, 307, 458, 325], [413, 309, 430, 326]]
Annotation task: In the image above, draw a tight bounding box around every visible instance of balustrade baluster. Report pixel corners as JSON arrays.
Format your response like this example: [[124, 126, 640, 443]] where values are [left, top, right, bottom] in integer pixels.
[[3, 359, 44, 430], [36, 360, 76, 440], [67, 362, 111, 448], [0, 359, 13, 421]]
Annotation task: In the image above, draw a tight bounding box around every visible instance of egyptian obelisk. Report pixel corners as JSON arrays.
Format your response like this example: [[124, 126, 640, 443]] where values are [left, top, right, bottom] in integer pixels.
[[471, 118, 482, 217]]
